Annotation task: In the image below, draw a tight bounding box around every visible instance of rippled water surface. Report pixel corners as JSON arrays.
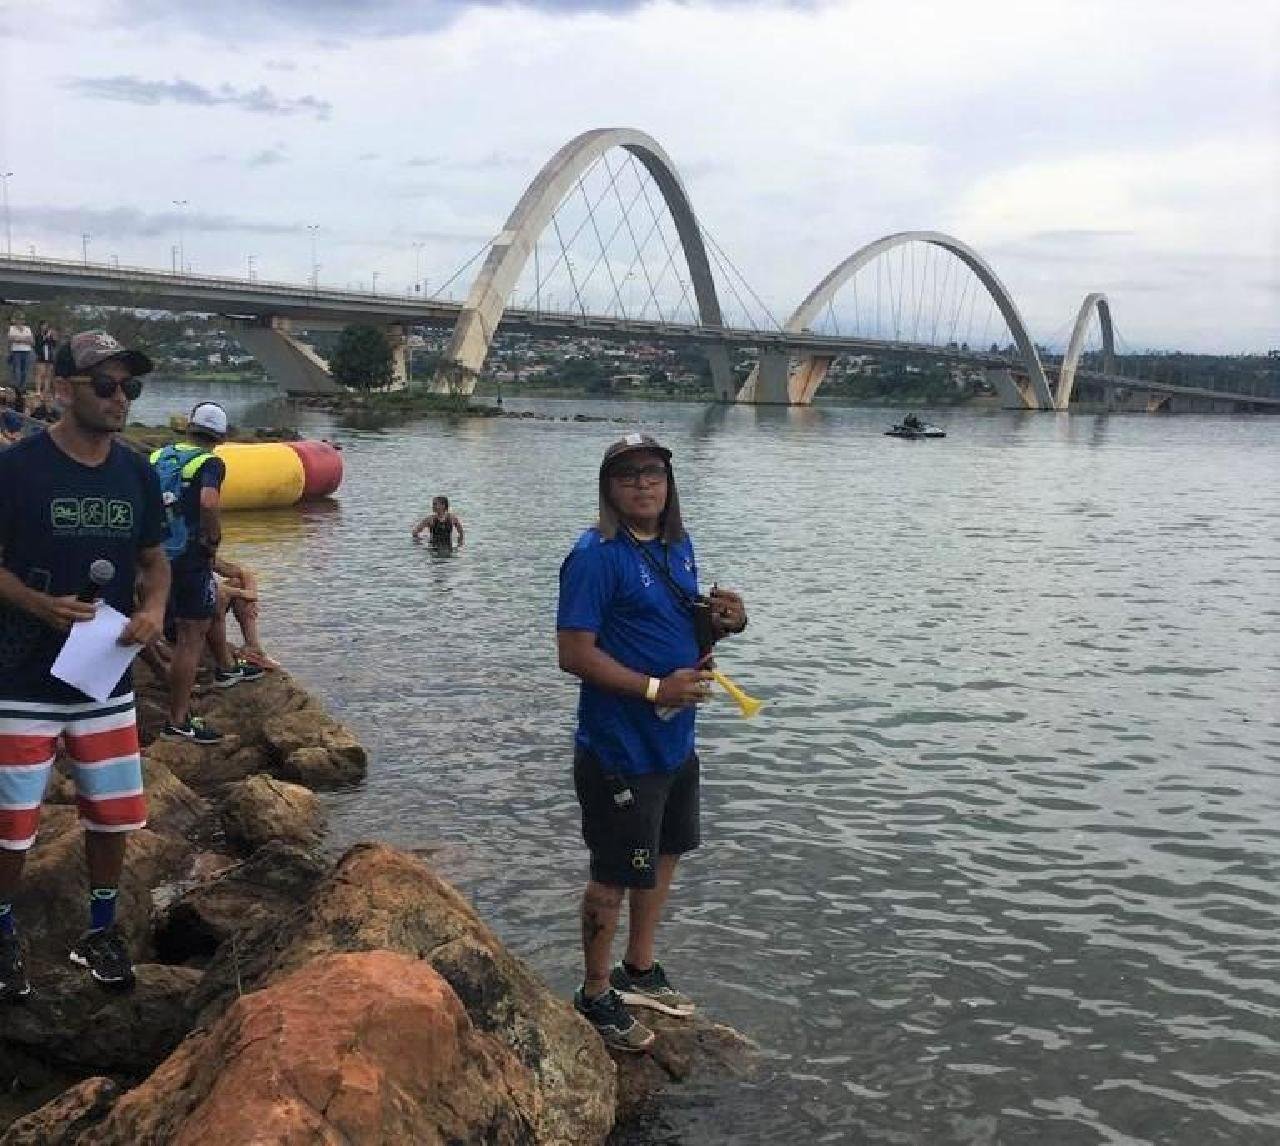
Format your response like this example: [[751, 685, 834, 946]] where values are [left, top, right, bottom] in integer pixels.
[[141, 385, 1280, 1144]]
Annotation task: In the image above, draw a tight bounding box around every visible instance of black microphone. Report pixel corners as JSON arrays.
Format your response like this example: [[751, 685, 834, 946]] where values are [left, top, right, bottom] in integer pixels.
[[76, 559, 116, 603]]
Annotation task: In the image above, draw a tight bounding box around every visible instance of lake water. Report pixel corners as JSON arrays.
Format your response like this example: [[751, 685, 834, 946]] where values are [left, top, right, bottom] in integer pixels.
[[137, 381, 1280, 1145]]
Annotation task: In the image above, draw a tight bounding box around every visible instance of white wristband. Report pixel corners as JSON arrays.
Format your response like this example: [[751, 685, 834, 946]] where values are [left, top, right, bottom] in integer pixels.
[[645, 676, 661, 703]]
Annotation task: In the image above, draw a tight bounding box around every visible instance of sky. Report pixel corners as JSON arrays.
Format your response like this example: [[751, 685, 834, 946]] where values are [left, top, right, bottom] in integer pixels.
[[2, 0, 1277, 352]]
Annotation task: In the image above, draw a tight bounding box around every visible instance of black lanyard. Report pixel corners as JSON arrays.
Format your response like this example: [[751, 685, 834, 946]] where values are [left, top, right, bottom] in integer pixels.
[[619, 525, 695, 614]]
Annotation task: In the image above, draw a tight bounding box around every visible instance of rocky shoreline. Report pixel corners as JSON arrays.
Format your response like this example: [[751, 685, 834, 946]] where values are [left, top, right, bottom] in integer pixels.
[[0, 660, 753, 1144]]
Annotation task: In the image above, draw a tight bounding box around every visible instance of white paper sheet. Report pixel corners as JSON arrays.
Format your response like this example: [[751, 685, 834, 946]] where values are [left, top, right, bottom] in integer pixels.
[[49, 604, 142, 702]]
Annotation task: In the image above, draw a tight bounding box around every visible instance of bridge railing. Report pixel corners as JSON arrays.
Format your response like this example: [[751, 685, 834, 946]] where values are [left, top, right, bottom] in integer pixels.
[[0, 251, 459, 305]]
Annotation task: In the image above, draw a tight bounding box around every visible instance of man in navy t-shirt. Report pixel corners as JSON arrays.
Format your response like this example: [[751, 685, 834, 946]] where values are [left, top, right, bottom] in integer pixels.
[[0, 330, 170, 999], [557, 433, 748, 1052]]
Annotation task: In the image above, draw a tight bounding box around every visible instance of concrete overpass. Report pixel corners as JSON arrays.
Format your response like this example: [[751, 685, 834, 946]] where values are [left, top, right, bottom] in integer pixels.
[[2, 253, 1275, 411]]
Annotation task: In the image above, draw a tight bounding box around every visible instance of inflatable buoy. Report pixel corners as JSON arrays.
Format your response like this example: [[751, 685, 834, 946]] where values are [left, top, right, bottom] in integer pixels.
[[286, 440, 344, 500], [215, 442, 307, 510]]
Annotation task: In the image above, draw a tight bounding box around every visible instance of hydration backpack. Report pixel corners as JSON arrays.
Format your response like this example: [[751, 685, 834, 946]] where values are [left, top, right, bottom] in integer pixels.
[[150, 443, 212, 560]]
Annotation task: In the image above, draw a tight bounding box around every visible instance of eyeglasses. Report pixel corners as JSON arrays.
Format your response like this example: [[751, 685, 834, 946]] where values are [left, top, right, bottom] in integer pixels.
[[611, 462, 668, 486], [85, 370, 143, 401]]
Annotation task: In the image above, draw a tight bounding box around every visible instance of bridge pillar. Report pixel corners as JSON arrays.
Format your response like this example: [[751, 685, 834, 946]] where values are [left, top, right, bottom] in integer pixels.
[[752, 351, 792, 404], [706, 344, 734, 401], [986, 368, 1036, 410], [790, 355, 834, 405], [231, 318, 343, 395], [386, 324, 409, 392]]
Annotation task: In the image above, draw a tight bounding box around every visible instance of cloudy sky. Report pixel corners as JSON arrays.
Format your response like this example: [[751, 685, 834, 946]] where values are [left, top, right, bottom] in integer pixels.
[[2, 0, 1277, 351]]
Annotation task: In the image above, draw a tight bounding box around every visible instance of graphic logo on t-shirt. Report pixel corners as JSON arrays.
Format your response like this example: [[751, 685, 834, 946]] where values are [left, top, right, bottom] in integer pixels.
[[631, 848, 652, 872], [107, 501, 134, 530], [50, 498, 135, 537], [52, 499, 81, 529]]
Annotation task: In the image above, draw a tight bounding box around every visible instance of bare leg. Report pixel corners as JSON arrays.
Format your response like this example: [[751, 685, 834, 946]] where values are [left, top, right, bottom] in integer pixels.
[[84, 830, 127, 888], [230, 597, 265, 657], [581, 880, 625, 997], [624, 853, 678, 971], [168, 618, 210, 725], [206, 605, 237, 673]]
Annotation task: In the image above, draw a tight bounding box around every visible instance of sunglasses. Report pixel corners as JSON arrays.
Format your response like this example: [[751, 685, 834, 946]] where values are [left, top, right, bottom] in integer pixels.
[[84, 370, 144, 401], [611, 462, 668, 485]]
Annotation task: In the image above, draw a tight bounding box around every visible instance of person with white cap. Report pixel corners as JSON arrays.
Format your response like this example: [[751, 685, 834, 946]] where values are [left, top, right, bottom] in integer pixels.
[[557, 432, 748, 1052], [148, 402, 239, 742]]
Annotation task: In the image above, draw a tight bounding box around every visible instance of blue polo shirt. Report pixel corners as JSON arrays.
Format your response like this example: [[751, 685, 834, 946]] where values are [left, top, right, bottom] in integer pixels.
[[557, 527, 700, 775]]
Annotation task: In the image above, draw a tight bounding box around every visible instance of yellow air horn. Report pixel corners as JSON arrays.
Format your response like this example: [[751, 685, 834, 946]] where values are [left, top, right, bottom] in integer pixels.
[[711, 669, 763, 719]]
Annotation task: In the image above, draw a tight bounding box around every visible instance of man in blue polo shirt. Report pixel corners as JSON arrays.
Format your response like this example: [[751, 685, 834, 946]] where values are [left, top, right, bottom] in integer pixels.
[[557, 433, 747, 1052]]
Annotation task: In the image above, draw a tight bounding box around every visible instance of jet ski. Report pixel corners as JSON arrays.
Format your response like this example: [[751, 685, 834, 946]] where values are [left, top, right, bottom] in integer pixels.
[[885, 420, 946, 439]]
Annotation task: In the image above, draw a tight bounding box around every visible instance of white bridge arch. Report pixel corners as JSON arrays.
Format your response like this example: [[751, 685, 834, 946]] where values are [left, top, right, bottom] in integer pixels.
[[1054, 292, 1114, 410], [738, 230, 1056, 409], [432, 127, 731, 397]]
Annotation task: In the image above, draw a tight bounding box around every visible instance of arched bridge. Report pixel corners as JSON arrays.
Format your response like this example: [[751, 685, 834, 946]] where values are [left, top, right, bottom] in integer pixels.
[[0, 127, 1273, 413]]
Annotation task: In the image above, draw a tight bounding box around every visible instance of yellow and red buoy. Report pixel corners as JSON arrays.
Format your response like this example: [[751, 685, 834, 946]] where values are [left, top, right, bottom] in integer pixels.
[[215, 440, 343, 510]]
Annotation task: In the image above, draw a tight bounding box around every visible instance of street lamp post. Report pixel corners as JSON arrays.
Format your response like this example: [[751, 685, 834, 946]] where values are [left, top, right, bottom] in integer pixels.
[[172, 199, 188, 273], [81, 233, 91, 265], [0, 172, 12, 257], [306, 225, 319, 290], [371, 271, 380, 296], [412, 241, 424, 296], [247, 254, 257, 281]]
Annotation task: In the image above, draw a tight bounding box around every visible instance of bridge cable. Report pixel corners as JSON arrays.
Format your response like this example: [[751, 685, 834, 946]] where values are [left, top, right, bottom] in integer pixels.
[[431, 237, 496, 301], [696, 223, 782, 332]]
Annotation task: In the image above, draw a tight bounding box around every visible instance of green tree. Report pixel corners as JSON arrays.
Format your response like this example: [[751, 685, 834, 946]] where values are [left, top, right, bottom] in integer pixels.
[[330, 324, 394, 391]]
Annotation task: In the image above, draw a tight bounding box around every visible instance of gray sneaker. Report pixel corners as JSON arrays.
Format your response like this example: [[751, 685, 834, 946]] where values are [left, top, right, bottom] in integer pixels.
[[573, 986, 655, 1052], [610, 961, 695, 1017]]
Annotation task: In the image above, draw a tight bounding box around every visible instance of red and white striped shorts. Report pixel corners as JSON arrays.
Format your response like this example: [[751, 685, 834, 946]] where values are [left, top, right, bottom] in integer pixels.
[[0, 692, 148, 850]]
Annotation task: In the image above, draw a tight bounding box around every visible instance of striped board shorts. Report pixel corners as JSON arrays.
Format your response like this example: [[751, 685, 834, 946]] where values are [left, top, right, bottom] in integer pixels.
[[0, 692, 148, 850]]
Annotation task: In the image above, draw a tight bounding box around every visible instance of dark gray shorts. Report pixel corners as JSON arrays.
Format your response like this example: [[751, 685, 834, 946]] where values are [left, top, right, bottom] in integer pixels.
[[574, 747, 700, 889]]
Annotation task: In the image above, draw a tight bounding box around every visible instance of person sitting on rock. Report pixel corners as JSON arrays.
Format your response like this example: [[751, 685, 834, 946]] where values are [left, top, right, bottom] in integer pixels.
[[0, 330, 169, 998], [207, 557, 275, 675]]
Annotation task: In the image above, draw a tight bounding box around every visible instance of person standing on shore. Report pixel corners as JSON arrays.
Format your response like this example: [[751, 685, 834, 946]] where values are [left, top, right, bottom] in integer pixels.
[[0, 330, 169, 998], [5, 314, 35, 414], [33, 322, 59, 412], [556, 433, 748, 1051], [150, 403, 237, 743]]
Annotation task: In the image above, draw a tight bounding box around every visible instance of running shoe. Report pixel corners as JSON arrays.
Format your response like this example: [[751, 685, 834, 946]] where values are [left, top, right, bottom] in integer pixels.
[[69, 925, 136, 991], [610, 961, 695, 1017], [573, 986, 655, 1052], [162, 716, 224, 744], [213, 659, 265, 687], [0, 934, 31, 1002]]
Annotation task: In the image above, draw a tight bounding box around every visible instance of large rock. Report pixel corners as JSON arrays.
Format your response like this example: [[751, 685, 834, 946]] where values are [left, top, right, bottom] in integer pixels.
[[154, 842, 327, 965], [14, 807, 190, 964], [91, 951, 539, 1145], [261, 707, 367, 789], [0, 1077, 119, 1146], [1, 964, 201, 1076], [142, 738, 256, 793], [193, 843, 615, 1145], [611, 1009, 760, 1125], [220, 775, 323, 853]]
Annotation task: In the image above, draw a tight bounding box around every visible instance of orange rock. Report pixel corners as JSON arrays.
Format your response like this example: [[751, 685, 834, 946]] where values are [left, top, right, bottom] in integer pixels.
[[95, 951, 538, 1145]]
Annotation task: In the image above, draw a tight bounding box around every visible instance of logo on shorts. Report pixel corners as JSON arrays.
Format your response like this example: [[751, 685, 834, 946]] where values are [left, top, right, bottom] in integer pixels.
[[631, 848, 652, 872]]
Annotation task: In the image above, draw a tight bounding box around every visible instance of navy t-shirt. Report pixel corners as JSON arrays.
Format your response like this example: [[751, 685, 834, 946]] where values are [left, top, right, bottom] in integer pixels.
[[0, 432, 164, 701], [557, 527, 700, 775]]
